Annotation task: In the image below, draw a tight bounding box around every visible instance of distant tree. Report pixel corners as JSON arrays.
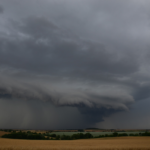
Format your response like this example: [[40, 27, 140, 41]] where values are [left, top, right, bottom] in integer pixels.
[[50, 134, 56, 137], [113, 132, 118, 137], [118, 133, 128, 136], [84, 133, 93, 139], [2, 131, 46, 140], [61, 135, 71, 140], [55, 135, 60, 140]]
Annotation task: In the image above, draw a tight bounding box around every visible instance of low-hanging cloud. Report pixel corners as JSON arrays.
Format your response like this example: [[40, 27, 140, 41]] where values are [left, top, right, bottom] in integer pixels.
[[0, 72, 135, 128]]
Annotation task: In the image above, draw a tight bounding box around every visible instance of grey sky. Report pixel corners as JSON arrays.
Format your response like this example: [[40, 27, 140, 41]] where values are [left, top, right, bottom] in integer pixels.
[[0, 0, 150, 129]]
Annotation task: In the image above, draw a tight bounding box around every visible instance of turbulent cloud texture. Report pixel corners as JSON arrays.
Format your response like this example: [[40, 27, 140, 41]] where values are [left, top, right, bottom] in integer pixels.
[[0, 0, 150, 129], [0, 5, 3, 13]]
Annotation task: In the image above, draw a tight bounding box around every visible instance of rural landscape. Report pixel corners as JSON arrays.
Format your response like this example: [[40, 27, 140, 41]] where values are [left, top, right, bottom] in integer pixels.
[[0, 129, 150, 149], [1, 0, 150, 149]]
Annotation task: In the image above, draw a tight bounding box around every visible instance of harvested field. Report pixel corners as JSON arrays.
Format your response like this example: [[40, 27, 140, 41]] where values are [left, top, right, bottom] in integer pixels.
[[0, 137, 150, 150], [0, 131, 10, 137]]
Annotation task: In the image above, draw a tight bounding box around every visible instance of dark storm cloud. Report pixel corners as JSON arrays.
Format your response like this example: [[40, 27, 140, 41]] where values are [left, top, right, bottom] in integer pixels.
[[0, 5, 3, 13], [0, 16, 139, 77], [133, 84, 150, 101], [0, 0, 150, 129]]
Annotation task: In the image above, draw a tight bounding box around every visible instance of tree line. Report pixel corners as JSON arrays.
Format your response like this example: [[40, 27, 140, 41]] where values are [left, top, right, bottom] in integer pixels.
[[2, 131, 93, 140], [2, 131, 150, 140]]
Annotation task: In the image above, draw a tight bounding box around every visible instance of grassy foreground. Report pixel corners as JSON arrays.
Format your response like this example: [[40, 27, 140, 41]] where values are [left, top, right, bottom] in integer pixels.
[[0, 137, 150, 150]]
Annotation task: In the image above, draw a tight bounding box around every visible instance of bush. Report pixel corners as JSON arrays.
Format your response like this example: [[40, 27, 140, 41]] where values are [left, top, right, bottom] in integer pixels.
[[50, 134, 56, 137], [113, 132, 118, 137], [2, 132, 46, 140], [61, 135, 71, 140], [118, 133, 128, 136], [141, 132, 150, 136], [55, 135, 60, 140]]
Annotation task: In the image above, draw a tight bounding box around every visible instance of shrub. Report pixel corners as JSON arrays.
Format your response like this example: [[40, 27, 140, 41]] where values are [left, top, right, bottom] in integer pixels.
[[2, 132, 46, 140]]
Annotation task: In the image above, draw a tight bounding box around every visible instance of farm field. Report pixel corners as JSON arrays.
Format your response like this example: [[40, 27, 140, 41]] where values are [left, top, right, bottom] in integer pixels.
[[0, 136, 150, 150], [0, 131, 10, 137]]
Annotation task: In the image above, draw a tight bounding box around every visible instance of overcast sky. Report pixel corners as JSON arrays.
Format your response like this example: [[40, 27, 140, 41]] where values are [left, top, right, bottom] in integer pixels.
[[0, 0, 150, 129]]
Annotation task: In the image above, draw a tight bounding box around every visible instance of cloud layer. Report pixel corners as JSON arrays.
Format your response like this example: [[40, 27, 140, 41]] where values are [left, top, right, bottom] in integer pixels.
[[0, 0, 150, 129]]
